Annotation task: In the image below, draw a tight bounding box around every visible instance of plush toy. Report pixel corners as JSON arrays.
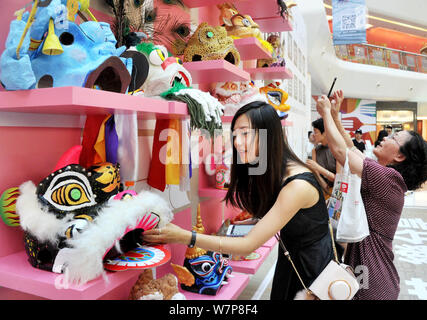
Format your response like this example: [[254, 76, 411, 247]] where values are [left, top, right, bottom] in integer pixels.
[[0, 145, 174, 286], [0, 0, 131, 92], [259, 81, 291, 118], [171, 205, 232, 295], [129, 269, 186, 300], [257, 34, 286, 68], [211, 81, 266, 116], [183, 22, 241, 67], [128, 42, 224, 136], [217, 3, 272, 54]]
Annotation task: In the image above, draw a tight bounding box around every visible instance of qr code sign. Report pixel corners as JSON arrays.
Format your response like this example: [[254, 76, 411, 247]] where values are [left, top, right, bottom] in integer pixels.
[[341, 14, 356, 30]]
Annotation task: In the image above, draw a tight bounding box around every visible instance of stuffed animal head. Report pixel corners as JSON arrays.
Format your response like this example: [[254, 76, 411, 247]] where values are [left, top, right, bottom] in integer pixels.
[[211, 81, 265, 116], [2, 145, 173, 285], [259, 82, 291, 118], [217, 2, 262, 39], [0, 0, 131, 91], [134, 42, 192, 96], [21, 161, 121, 271], [183, 23, 240, 66], [129, 269, 186, 300]]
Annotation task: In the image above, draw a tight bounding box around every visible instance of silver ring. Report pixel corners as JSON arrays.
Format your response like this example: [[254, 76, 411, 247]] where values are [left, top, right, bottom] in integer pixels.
[[158, 228, 161, 235]]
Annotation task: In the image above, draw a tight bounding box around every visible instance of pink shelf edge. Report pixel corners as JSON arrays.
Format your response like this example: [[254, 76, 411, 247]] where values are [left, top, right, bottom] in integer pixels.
[[255, 16, 293, 33], [181, 272, 250, 300], [244, 67, 293, 80], [234, 37, 272, 60], [0, 250, 141, 300], [183, 60, 250, 83], [228, 246, 271, 275], [0, 86, 188, 118]]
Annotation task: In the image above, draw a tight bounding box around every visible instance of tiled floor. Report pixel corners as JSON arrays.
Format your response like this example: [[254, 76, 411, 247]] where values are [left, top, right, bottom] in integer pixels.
[[237, 189, 427, 300]]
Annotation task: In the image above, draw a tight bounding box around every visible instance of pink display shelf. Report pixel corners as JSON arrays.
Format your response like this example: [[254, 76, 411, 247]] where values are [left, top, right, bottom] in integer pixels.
[[228, 246, 271, 274], [245, 66, 293, 80], [183, 60, 250, 84], [0, 87, 188, 119], [181, 272, 249, 300], [234, 37, 272, 60], [234, 0, 278, 18], [255, 16, 293, 33], [183, 0, 250, 8], [0, 250, 141, 300]]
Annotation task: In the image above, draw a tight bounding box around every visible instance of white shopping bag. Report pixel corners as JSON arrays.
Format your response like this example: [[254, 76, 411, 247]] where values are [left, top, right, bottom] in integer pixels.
[[335, 149, 369, 243]]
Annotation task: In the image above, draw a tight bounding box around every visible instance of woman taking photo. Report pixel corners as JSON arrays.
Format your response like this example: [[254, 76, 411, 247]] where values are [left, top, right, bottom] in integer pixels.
[[316, 90, 427, 300], [144, 101, 335, 300]]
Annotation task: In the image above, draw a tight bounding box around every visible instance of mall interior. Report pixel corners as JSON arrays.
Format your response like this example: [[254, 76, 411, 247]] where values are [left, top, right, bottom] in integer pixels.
[[0, 0, 426, 301]]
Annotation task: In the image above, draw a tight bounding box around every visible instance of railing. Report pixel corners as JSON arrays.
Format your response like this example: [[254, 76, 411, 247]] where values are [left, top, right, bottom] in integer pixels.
[[334, 43, 427, 74]]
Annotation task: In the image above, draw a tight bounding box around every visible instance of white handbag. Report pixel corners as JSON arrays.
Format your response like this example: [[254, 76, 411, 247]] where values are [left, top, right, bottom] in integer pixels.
[[335, 148, 370, 243], [276, 220, 359, 300]]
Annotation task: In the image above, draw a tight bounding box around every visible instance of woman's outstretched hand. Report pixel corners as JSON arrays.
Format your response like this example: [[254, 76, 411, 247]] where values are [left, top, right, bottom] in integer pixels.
[[143, 223, 189, 245], [316, 95, 332, 117], [331, 89, 344, 119]]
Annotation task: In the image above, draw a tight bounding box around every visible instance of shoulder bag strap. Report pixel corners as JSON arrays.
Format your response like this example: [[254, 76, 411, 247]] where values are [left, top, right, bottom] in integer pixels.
[[275, 219, 339, 294], [274, 233, 312, 294]]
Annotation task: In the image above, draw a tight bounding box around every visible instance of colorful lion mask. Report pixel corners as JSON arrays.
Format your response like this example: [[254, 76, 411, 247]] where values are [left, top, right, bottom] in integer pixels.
[[171, 206, 232, 295], [1, 146, 174, 286]]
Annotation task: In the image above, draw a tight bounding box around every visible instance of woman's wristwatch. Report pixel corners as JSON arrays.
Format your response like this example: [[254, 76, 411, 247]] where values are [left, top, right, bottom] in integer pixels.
[[188, 230, 197, 248]]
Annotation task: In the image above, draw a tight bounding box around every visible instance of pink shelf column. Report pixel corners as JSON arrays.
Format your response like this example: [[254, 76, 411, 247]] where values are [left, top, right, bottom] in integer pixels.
[[234, 37, 272, 60], [244, 67, 293, 81], [183, 60, 250, 84]]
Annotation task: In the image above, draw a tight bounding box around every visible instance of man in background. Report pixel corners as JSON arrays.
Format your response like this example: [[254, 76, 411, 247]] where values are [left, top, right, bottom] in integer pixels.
[[352, 129, 366, 153], [385, 125, 393, 136]]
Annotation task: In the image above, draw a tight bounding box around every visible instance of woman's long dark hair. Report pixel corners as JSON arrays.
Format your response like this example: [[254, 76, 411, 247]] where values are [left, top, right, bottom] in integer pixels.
[[390, 131, 427, 191], [224, 101, 310, 218]]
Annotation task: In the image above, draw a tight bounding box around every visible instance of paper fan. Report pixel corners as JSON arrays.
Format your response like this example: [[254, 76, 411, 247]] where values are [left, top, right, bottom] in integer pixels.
[[104, 244, 171, 271]]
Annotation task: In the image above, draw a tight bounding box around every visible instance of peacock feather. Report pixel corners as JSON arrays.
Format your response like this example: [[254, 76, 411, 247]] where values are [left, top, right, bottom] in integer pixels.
[[0, 187, 20, 227]]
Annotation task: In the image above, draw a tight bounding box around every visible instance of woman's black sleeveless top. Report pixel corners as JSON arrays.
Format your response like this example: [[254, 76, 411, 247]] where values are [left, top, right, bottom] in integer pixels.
[[270, 172, 335, 300]]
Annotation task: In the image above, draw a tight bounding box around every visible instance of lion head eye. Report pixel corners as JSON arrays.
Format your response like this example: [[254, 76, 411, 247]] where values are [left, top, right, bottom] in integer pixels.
[[42, 172, 96, 211]]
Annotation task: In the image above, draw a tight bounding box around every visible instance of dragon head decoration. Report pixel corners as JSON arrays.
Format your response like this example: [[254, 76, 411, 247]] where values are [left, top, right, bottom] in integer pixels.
[[171, 205, 232, 295]]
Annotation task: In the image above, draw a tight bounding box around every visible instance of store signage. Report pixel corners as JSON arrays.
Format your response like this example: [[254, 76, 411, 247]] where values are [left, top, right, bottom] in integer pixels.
[[332, 0, 367, 45]]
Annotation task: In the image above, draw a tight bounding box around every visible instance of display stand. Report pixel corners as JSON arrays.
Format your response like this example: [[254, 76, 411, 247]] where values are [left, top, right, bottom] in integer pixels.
[[0, 88, 189, 300], [0, 0, 300, 300]]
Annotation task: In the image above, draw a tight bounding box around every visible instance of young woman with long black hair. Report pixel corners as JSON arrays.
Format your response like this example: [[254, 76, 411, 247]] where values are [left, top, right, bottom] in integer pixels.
[[143, 101, 335, 300]]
